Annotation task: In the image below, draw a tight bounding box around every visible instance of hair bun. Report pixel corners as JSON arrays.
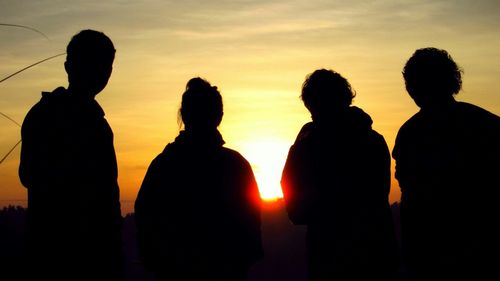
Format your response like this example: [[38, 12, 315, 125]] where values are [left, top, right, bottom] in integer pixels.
[[186, 77, 212, 92]]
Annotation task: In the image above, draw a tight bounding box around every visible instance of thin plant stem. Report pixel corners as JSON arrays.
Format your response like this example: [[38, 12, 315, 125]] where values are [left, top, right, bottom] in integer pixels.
[[0, 139, 21, 164], [0, 112, 21, 127], [0, 23, 50, 40], [0, 52, 66, 84]]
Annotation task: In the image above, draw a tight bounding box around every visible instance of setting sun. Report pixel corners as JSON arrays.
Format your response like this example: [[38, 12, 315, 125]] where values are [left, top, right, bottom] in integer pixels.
[[240, 139, 290, 201]]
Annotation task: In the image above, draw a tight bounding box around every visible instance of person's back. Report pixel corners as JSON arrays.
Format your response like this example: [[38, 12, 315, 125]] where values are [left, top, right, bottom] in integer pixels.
[[19, 30, 122, 280], [135, 78, 263, 281], [393, 48, 500, 280], [282, 69, 399, 281]]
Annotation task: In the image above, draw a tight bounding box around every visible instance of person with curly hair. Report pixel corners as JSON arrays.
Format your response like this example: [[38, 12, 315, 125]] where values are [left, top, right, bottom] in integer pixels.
[[394, 48, 500, 280], [282, 69, 399, 281]]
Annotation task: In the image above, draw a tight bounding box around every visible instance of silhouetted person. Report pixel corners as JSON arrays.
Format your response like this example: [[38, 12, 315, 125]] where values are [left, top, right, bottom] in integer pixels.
[[135, 78, 263, 281], [281, 69, 399, 281], [19, 30, 123, 281], [393, 48, 500, 280]]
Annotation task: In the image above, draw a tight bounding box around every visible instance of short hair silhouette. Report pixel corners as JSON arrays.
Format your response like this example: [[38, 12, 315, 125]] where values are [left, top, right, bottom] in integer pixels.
[[403, 47, 463, 107], [66, 29, 115, 65], [180, 77, 223, 129], [19, 29, 122, 280], [64, 30, 115, 97], [301, 69, 356, 116]]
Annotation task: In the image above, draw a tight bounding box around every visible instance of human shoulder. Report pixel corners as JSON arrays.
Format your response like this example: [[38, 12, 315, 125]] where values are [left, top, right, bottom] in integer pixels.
[[394, 110, 427, 148], [368, 127, 388, 147], [456, 102, 500, 123], [398, 110, 424, 134], [155, 142, 178, 161], [23, 99, 45, 127], [143, 143, 178, 176], [392, 111, 422, 159], [28, 87, 68, 112], [220, 147, 248, 161], [455, 102, 500, 142], [295, 122, 315, 142], [21, 87, 67, 132], [286, 122, 315, 154], [219, 147, 252, 168]]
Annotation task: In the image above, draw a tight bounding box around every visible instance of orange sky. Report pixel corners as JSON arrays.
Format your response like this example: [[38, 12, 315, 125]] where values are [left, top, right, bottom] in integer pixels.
[[1, 1, 500, 214]]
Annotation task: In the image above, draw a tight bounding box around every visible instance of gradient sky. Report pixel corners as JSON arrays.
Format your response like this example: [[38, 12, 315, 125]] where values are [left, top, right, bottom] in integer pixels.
[[1, 0, 500, 214]]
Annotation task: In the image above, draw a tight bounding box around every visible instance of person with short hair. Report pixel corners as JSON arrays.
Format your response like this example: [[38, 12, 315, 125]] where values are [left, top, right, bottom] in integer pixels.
[[19, 29, 123, 280]]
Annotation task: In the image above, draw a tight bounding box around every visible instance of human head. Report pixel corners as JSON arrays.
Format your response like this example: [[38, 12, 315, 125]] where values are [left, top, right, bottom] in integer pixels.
[[180, 77, 223, 130], [403, 47, 462, 108], [301, 69, 355, 118], [64, 29, 115, 97]]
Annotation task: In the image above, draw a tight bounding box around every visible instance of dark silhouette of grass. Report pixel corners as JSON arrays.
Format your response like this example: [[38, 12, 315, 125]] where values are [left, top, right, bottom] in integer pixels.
[[0, 52, 66, 84], [0, 139, 22, 165], [0, 23, 50, 40], [0, 112, 21, 127], [0, 24, 65, 164]]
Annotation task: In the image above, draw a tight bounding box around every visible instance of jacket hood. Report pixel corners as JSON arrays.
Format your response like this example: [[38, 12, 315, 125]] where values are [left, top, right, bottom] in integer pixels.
[[40, 87, 105, 117], [296, 106, 374, 143], [167, 129, 225, 152], [41, 86, 67, 100], [315, 106, 373, 130]]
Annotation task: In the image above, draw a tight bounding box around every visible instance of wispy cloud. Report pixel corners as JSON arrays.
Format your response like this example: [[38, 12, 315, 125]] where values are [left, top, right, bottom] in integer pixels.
[[172, 20, 338, 40]]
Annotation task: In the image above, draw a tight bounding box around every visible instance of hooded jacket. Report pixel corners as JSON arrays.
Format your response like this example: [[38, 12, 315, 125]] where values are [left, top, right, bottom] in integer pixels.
[[281, 106, 399, 278], [19, 87, 122, 278], [135, 129, 263, 277]]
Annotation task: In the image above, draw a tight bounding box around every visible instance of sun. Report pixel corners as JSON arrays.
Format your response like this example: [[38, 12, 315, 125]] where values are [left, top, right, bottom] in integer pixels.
[[240, 139, 290, 201]]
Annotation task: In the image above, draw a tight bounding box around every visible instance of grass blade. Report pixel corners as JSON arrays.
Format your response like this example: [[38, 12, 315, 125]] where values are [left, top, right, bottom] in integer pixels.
[[0, 139, 21, 164], [0, 52, 65, 84], [0, 112, 21, 127], [0, 23, 50, 40]]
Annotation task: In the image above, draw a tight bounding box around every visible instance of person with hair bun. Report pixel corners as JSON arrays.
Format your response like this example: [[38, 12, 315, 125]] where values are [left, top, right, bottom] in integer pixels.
[[135, 78, 263, 281]]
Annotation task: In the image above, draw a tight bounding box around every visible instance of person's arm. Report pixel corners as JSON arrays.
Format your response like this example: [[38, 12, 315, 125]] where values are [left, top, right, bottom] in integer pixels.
[[19, 106, 43, 189], [370, 133, 391, 202], [281, 143, 315, 225], [240, 159, 264, 264], [134, 156, 162, 270]]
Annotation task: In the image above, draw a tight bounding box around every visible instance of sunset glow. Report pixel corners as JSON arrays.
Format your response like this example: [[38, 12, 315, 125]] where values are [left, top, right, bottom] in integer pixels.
[[1, 1, 500, 215], [240, 139, 289, 201]]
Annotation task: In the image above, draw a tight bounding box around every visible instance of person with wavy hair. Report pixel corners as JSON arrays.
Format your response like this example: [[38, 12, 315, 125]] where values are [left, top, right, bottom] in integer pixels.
[[135, 78, 263, 281], [402, 47, 462, 108], [282, 69, 399, 280], [393, 48, 500, 280]]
